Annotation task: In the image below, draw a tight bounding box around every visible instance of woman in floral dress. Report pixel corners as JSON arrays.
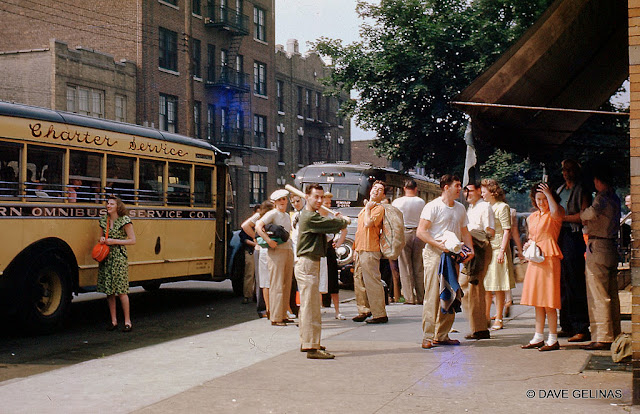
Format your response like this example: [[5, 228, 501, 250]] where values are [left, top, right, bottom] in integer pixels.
[[97, 196, 136, 332], [481, 179, 515, 330]]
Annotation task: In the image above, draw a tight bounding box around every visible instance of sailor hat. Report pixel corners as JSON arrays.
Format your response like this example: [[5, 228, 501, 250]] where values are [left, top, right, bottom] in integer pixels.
[[270, 189, 290, 201]]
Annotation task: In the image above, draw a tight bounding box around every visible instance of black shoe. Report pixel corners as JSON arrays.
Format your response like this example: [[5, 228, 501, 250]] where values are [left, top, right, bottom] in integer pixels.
[[106, 323, 118, 331], [365, 316, 388, 324], [241, 298, 250, 304], [557, 330, 573, 338], [465, 330, 490, 340], [352, 312, 372, 322]]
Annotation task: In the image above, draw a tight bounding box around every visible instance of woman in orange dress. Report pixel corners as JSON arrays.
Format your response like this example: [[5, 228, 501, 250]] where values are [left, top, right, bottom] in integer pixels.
[[520, 183, 565, 351]]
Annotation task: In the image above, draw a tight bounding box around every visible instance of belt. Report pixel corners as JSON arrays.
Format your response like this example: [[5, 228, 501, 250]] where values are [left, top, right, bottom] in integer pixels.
[[405, 227, 417, 230], [589, 236, 616, 240]]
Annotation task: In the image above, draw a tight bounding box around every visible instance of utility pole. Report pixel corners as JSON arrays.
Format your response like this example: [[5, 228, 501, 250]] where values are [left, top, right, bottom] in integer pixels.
[[184, 0, 194, 137]]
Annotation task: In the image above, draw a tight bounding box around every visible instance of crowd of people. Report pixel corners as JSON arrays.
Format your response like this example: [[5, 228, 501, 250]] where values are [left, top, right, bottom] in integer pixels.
[[234, 158, 625, 359]]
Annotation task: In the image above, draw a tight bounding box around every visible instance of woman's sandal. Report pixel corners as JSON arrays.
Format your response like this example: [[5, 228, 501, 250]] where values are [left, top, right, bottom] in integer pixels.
[[107, 322, 118, 331], [490, 319, 503, 330], [122, 324, 132, 333]]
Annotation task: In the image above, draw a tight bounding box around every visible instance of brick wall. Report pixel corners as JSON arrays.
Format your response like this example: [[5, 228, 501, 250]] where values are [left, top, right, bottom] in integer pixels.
[[275, 45, 351, 183], [0, 48, 51, 108], [630, 0, 640, 405]]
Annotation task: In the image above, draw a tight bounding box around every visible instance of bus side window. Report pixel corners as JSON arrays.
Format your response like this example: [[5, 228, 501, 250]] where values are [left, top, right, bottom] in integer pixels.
[[139, 159, 164, 204], [0, 142, 20, 198], [168, 163, 190, 206], [194, 166, 213, 207], [107, 155, 135, 203], [70, 150, 102, 203], [27, 145, 64, 201]]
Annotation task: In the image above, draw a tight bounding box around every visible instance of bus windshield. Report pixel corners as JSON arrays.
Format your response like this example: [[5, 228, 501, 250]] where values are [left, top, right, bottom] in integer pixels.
[[330, 184, 359, 201]]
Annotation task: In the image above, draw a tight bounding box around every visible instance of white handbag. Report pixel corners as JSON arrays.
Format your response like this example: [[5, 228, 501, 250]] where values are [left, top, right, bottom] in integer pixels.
[[523, 241, 544, 263]]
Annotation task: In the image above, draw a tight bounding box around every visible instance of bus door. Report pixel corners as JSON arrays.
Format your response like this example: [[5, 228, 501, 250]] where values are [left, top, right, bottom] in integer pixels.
[[214, 164, 230, 277]]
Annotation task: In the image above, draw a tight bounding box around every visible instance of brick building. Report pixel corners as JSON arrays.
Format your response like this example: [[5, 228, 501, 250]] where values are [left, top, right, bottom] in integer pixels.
[[274, 39, 351, 185], [0, 39, 136, 123], [350, 140, 389, 169], [0, 0, 278, 227]]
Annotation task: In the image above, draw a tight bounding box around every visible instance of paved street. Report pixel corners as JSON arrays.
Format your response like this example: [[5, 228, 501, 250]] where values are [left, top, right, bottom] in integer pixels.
[[0, 282, 632, 413]]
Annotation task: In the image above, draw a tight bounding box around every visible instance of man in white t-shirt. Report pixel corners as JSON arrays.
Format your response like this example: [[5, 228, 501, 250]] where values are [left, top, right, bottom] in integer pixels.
[[256, 189, 294, 326], [392, 179, 426, 304], [459, 181, 495, 340], [417, 174, 474, 350]]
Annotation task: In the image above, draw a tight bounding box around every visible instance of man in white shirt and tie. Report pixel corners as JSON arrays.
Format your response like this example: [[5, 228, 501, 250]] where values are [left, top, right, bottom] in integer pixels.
[[459, 181, 495, 340]]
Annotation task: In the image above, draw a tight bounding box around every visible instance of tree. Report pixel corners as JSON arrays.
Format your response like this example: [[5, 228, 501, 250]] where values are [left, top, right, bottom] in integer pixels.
[[312, 0, 554, 175]]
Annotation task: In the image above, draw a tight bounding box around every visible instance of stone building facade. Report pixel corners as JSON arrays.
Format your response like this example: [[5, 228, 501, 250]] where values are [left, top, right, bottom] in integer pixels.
[[275, 39, 351, 187], [0, 39, 136, 123]]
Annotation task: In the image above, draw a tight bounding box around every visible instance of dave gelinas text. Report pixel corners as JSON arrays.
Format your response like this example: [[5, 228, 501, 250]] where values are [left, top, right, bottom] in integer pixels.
[[526, 389, 622, 399]]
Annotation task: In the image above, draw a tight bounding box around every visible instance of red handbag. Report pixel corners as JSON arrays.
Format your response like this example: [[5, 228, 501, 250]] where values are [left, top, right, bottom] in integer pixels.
[[92, 217, 110, 262]]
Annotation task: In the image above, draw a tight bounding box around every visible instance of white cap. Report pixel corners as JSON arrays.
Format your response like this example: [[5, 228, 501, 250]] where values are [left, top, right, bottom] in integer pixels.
[[270, 189, 289, 201]]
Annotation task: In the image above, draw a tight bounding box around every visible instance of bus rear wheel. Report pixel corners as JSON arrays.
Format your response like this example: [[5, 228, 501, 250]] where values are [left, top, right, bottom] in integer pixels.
[[20, 253, 72, 334]]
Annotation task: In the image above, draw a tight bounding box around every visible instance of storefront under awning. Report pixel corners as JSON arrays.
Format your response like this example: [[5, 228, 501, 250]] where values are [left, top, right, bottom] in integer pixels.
[[452, 0, 628, 155]]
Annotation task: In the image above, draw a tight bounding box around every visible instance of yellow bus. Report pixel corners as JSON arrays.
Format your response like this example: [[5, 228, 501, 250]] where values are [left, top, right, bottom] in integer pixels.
[[0, 101, 232, 333]]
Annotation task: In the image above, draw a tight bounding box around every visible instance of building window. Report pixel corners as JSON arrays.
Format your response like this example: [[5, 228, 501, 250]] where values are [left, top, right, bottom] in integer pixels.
[[253, 114, 266, 147], [221, 107, 229, 142], [159, 27, 178, 71], [192, 38, 201, 78], [316, 92, 322, 121], [277, 131, 285, 163], [297, 86, 303, 116], [207, 104, 215, 141], [115, 95, 126, 122], [192, 0, 201, 15], [308, 136, 314, 164], [305, 89, 311, 118], [338, 98, 344, 126], [253, 61, 266, 96], [298, 134, 304, 165], [277, 80, 284, 112], [161, 0, 177, 5], [66, 85, 104, 118], [250, 171, 267, 205], [254, 6, 266, 42], [207, 44, 215, 82], [159, 93, 178, 133], [194, 101, 201, 139]]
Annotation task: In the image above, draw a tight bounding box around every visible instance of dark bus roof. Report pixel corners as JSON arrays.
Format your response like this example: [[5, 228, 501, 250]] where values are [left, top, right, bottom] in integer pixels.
[[294, 162, 439, 184], [0, 100, 228, 158]]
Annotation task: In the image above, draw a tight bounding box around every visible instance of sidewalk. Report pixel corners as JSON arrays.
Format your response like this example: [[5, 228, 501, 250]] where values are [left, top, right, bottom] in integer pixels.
[[0, 295, 633, 413]]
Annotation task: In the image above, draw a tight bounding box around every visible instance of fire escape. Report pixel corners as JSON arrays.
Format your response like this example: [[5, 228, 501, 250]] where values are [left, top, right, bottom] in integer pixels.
[[204, 1, 251, 150]]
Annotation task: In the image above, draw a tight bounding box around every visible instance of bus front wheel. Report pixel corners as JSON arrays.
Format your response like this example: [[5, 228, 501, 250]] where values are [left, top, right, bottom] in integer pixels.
[[20, 252, 72, 334]]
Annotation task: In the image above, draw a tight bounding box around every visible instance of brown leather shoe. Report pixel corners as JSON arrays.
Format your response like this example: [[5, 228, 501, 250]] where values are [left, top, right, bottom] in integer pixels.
[[521, 341, 545, 349], [365, 316, 388, 324], [421, 339, 434, 349], [567, 333, 591, 343], [465, 330, 490, 340], [433, 339, 460, 346], [352, 312, 372, 322], [307, 349, 335, 359], [539, 341, 560, 352], [581, 342, 612, 351], [271, 321, 287, 326]]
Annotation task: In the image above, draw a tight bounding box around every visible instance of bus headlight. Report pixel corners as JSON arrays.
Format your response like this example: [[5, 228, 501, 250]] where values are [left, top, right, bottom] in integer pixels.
[[335, 239, 354, 267]]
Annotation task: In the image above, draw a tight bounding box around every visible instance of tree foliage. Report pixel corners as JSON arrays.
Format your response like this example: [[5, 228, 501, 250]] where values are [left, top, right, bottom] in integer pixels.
[[312, 0, 554, 174]]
